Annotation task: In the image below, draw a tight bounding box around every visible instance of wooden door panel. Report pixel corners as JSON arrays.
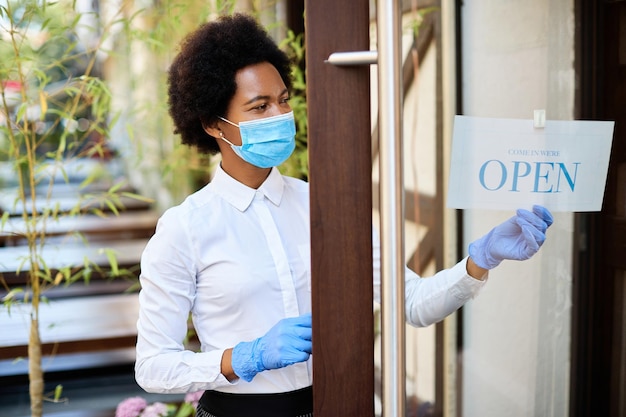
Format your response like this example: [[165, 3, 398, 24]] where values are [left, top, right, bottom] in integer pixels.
[[305, 1, 375, 416]]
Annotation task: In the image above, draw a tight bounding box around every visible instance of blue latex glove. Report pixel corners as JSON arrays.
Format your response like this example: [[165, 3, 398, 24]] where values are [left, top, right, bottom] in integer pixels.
[[231, 313, 312, 382], [468, 205, 554, 270]]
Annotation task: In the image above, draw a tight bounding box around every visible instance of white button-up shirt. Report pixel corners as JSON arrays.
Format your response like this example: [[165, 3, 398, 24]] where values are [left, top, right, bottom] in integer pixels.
[[135, 165, 486, 395]]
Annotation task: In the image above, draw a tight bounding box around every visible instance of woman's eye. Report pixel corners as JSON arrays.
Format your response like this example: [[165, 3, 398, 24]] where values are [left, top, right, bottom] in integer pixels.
[[255, 104, 268, 111]]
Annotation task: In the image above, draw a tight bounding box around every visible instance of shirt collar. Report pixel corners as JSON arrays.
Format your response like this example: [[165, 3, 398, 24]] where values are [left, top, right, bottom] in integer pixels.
[[211, 165, 284, 211]]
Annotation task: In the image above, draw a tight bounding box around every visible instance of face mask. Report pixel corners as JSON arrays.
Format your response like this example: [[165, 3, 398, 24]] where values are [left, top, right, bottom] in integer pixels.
[[218, 111, 296, 168]]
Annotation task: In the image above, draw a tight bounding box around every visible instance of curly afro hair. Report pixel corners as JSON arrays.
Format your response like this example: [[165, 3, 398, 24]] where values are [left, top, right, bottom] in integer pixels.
[[167, 13, 293, 154]]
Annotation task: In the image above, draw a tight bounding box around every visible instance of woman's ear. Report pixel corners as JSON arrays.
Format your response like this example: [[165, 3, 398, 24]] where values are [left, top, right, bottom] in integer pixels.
[[202, 118, 221, 138]]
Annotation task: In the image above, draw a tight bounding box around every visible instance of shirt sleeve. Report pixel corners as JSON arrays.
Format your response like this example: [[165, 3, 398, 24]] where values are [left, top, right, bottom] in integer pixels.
[[403, 259, 487, 327], [134, 210, 234, 394], [372, 229, 488, 328]]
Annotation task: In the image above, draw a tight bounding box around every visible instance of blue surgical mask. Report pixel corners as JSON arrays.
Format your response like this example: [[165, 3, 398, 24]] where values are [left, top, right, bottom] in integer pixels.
[[218, 111, 296, 168]]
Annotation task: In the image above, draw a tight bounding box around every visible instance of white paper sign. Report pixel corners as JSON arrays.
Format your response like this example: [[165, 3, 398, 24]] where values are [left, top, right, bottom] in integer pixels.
[[447, 116, 614, 212]]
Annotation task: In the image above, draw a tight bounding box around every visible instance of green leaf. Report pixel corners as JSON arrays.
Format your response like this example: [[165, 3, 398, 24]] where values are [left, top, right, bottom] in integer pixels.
[[53, 384, 63, 401], [174, 402, 195, 417], [2, 288, 24, 303], [121, 191, 155, 204], [102, 248, 119, 276], [1, 211, 9, 228], [104, 198, 120, 215], [91, 208, 107, 218], [108, 181, 124, 193]]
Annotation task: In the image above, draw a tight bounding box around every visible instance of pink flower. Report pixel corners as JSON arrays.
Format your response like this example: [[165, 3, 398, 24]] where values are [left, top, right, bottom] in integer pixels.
[[184, 391, 204, 408], [140, 402, 170, 417], [115, 396, 148, 417]]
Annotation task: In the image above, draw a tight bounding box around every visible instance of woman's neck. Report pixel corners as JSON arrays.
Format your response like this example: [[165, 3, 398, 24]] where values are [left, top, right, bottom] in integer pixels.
[[220, 157, 271, 189]]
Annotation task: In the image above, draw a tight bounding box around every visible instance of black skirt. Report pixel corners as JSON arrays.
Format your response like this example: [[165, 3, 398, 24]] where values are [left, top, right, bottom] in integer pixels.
[[197, 386, 313, 417]]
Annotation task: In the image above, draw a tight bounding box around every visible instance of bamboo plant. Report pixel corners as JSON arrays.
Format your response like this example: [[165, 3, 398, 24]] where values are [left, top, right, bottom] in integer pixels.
[[0, 1, 149, 416]]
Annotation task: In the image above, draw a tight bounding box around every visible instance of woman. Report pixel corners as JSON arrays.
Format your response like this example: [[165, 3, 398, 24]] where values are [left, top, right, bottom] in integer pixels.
[[134, 13, 553, 417]]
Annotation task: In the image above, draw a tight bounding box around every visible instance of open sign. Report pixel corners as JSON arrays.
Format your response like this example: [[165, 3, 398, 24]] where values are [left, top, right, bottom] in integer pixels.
[[447, 115, 614, 212]]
